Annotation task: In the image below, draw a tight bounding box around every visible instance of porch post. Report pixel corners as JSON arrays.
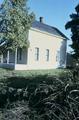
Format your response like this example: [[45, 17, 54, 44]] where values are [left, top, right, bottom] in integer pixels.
[[7, 50, 9, 64], [15, 48, 17, 64], [1, 54, 3, 63]]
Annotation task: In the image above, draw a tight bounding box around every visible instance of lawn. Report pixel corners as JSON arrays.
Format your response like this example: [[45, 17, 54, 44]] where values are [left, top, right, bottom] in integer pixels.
[[0, 68, 70, 89], [1, 68, 78, 120], [0, 68, 69, 80]]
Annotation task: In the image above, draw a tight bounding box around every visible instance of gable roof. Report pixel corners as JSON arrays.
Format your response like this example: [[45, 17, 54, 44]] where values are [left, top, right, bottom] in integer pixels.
[[32, 21, 68, 40]]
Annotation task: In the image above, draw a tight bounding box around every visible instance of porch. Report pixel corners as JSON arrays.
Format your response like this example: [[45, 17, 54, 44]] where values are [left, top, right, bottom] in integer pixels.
[[0, 48, 28, 69]]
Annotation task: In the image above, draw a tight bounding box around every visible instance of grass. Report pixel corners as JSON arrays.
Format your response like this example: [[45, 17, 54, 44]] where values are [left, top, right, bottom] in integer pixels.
[[0, 68, 70, 89], [0, 68, 69, 79]]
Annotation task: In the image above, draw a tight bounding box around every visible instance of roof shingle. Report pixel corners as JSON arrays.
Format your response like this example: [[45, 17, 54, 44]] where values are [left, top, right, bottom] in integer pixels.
[[32, 21, 68, 39]]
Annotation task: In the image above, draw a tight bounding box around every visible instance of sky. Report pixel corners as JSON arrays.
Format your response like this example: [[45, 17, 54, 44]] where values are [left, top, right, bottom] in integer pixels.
[[28, 0, 79, 52], [0, 0, 79, 52]]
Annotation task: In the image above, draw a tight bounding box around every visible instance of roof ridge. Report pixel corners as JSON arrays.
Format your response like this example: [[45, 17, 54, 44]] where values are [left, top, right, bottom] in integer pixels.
[[32, 20, 69, 39]]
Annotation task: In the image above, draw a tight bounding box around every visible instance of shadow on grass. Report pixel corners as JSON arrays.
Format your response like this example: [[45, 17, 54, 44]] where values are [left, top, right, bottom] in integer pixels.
[[6, 75, 58, 88], [0, 74, 67, 108]]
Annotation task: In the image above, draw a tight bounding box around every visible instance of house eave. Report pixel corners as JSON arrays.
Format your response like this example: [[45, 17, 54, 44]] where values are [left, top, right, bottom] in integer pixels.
[[30, 27, 68, 40]]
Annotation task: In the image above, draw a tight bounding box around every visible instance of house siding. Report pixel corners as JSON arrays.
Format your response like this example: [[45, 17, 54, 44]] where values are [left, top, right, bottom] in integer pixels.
[[24, 28, 67, 70], [0, 28, 67, 70]]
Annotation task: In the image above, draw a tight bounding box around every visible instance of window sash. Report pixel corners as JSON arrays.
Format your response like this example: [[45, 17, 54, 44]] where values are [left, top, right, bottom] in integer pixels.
[[18, 48, 22, 60], [35, 48, 39, 61], [56, 51, 60, 61], [46, 49, 49, 61]]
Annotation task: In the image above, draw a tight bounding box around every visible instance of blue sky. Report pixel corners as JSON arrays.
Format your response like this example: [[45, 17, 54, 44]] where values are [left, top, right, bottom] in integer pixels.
[[28, 0, 79, 52], [0, 0, 79, 52]]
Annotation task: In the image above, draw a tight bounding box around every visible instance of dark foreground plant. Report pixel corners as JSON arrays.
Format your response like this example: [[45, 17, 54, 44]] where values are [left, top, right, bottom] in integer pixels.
[[0, 73, 79, 120]]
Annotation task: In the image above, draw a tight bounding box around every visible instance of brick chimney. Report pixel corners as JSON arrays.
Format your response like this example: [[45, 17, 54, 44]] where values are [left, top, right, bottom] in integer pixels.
[[39, 17, 44, 23]]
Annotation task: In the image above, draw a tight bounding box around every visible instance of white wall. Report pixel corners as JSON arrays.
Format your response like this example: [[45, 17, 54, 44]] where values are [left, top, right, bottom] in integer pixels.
[[0, 28, 67, 70], [24, 28, 67, 70], [59, 40, 67, 68]]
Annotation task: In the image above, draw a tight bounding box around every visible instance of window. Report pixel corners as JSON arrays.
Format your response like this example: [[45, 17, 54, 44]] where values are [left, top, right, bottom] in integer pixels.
[[19, 48, 22, 60], [56, 51, 60, 61], [35, 47, 39, 61], [46, 49, 49, 61]]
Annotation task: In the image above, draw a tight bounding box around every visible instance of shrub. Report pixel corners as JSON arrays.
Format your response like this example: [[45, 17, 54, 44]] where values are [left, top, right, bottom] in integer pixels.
[[0, 71, 79, 120]]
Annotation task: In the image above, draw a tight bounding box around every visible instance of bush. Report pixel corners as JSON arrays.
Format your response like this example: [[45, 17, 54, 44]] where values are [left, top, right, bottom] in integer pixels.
[[0, 70, 79, 120]]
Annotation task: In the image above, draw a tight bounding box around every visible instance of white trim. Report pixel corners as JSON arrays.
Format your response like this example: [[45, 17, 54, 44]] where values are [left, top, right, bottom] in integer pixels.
[[0, 41, 6, 46], [31, 28, 67, 40], [15, 48, 17, 64], [7, 50, 9, 64]]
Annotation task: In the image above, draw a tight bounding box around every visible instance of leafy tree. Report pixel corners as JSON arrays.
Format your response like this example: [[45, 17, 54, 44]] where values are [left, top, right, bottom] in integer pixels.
[[0, 0, 35, 51], [65, 4, 79, 63]]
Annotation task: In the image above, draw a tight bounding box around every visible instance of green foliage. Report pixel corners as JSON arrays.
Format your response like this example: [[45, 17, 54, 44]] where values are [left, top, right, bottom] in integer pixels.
[[0, 69, 79, 120], [0, 0, 35, 51], [0, 68, 68, 80], [65, 4, 79, 62], [29, 82, 79, 120]]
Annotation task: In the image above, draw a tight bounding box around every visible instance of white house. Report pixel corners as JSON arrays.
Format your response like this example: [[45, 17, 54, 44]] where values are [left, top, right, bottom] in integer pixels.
[[0, 17, 68, 70]]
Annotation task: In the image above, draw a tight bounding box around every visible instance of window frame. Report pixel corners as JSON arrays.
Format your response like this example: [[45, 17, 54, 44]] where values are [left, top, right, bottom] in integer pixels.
[[56, 50, 60, 62], [46, 49, 49, 61], [19, 48, 22, 60], [35, 47, 39, 61]]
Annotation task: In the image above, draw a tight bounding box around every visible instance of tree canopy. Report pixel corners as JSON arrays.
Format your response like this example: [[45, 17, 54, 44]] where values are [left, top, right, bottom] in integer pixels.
[[0, 0, 35, 51], [65, 4, 79, 62]]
